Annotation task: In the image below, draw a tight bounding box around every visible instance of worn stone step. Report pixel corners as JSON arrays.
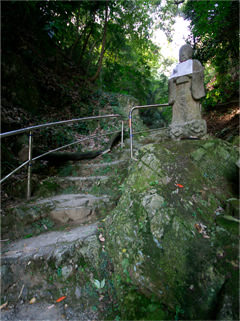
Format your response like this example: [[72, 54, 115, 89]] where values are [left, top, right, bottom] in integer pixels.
[[2, 223, 98, 262], [69, 159, 129, 177], [56, 175, 109, 191], [35, 159, 130, 198], [39, 193, 109, 225], [35, 159, 130, 199], [2, 193, 111, 241], [1, 223, 102, 313]]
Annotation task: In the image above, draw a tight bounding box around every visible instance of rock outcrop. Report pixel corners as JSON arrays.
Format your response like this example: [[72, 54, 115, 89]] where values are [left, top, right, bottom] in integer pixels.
[[104, 138, 239, 320]]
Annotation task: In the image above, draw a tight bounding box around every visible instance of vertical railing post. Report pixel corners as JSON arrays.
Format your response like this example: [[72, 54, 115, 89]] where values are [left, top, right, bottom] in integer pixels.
[[27, 130, 33, 200], [121, 120, 124, 148], [129, 111, 133, 159]]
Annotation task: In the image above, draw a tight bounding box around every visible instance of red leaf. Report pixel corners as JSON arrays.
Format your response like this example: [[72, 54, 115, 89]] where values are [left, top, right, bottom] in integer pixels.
[[56, 296, 66, 303], [176, 184, 184, 188]]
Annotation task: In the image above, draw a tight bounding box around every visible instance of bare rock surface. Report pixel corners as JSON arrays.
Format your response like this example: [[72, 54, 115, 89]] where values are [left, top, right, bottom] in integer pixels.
[[1, 302, 67, 321], [2, 223, 98, 261], [46, 193, 109, 224], [1, 301, 99, 321]]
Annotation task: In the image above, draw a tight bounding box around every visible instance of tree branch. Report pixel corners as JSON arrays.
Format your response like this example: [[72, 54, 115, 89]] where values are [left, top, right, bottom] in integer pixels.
[[174, 0, 185, 5]]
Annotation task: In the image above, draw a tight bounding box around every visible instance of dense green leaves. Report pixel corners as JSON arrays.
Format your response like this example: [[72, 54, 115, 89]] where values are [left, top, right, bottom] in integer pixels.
[[3, 0, 237, 111], [183, 0, 239, 106], [2, 0, 179, 106]]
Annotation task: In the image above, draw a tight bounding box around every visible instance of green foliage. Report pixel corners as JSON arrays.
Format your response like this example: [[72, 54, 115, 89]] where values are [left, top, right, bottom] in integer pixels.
[[2, 0, 180, 108], [161, 106, 172, 125], [94, 166, 111, 176], [93, 279, 105, 290], [32, 218, 54, 233], [36, 179, 61, 197], [118, 184, 125, 193], [101, 153, 113, 163], [117, 284, 172, 320], [58, 164, 75, 177], [139, 74, 171, 127], [149, 180, 159, 186], [183, 0, 239, 107], [57, 267, 62, 277], [175, 305, 184, 321]]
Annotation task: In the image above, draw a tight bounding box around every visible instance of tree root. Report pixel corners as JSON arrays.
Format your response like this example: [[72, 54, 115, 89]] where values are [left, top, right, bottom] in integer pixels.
[[38, 131, 121, 163]]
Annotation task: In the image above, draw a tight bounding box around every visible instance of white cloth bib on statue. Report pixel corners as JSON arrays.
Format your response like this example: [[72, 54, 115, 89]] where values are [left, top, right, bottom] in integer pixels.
[[169, 60, 193, 79]]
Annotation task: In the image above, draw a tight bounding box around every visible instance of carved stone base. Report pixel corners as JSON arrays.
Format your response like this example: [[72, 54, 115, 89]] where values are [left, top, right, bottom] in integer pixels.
[[170, 119, 207, 140]]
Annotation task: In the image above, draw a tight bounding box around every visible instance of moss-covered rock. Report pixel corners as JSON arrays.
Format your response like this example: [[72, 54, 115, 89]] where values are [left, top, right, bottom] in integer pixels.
[[104, 138, 239, 320]]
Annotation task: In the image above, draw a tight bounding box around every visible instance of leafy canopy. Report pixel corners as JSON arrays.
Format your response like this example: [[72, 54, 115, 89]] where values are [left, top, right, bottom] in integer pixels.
[[183, 0, 239, 106]]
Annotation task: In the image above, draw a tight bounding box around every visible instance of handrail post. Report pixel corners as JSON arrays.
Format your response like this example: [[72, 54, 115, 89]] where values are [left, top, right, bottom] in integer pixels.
[[0, 114, 122, 187], [121, 120, 124, 148], [27, 130, 33, 200], [129, 111, 133, 159], [129, 103, 170, 159]]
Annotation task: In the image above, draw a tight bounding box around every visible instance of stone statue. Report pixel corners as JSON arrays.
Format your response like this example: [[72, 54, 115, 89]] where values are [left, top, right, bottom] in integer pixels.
[[168, 44, 207, 139]]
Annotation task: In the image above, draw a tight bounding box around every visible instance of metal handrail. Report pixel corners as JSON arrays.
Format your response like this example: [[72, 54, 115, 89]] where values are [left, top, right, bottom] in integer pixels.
[[32, 130, 122, 162], [129, 103, 171, 159], [0, 114, 121, 138], [1, 114, 123, 199]]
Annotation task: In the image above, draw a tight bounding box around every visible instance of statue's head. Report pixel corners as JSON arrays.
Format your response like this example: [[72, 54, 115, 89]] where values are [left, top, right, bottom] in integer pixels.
[[179, 44, 193, 62]]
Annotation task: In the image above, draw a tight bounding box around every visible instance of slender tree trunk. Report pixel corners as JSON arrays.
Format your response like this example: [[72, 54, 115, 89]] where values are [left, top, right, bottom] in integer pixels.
[[89, 1, 108, 82], [69, 11, 81, 59], [79, 23, 94, 63], [85, 40, 98, 76]]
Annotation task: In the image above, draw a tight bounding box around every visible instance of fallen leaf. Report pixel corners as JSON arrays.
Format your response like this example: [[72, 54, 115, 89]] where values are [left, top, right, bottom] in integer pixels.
[[56, 296, 66, 303], [203, 234, 210, 239], [176, 184, 184, 188], [0, 302, 8, 310], [195, 223, 202, 233], [99, 234, 105, 242], [29, 297, 36, 304], [195, 223, 210, 238]]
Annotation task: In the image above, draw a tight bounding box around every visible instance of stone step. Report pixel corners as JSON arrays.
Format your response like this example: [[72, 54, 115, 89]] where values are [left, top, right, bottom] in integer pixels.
[[1, 146, 132, 319], [2, 223, 98, 262], [56, 175, 109, 192], [35, 158, 130, 199], [81, 159, 128, 169], [69, 159, 129, 176], [1, 223, 102, 314], [2, 194, 111, 240], [35, 159, 130, 197], [39, 193, 109, 225]]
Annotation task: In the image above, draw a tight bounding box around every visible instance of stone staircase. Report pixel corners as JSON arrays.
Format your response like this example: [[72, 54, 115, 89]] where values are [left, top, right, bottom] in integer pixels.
[[1, 145, 130, 320]]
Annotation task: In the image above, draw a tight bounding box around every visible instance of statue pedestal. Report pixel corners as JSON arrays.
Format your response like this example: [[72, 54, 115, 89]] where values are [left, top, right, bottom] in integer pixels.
[[170, 119, 207, 140]]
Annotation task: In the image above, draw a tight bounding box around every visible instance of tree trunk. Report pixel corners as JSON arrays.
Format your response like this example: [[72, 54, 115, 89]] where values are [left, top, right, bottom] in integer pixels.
[[89, 1, 108, 83], [79, 23, 94, 63]]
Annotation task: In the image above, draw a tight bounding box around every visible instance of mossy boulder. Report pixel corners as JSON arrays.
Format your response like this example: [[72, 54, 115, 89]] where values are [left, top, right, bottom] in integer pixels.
[[104, 139, 239, 320]]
